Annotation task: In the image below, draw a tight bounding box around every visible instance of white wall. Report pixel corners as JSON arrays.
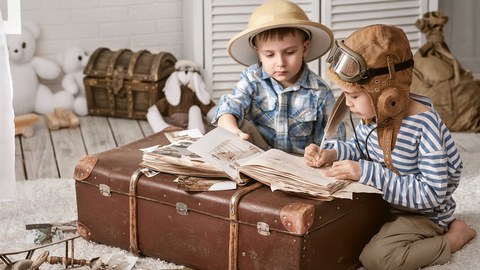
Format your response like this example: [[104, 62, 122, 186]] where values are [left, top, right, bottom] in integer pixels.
[[12, 0, 184, 91], [18, 0, 184, 65], [8, 0, 480, 89], [439, 0, 480, 78]]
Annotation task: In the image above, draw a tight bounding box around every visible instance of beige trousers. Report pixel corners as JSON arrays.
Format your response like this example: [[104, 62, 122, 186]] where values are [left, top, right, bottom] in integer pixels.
[[360, 215, 451, 270]]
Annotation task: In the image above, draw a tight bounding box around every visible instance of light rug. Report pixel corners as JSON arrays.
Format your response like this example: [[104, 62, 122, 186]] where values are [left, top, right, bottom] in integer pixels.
[[1, 152, 478, 270], [0, 178, 183, 270]]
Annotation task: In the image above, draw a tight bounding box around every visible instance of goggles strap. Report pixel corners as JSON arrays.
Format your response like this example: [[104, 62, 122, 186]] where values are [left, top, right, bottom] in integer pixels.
[[359, 58, 414, 84]]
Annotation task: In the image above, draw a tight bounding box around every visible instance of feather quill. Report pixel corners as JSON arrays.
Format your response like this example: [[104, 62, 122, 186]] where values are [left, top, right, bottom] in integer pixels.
[[318, 92, 349, 151]]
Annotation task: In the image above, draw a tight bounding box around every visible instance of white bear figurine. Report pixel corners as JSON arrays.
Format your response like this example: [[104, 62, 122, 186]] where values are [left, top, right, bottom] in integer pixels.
[[7, 21, 73, 115], [57, 46, 89, 116]]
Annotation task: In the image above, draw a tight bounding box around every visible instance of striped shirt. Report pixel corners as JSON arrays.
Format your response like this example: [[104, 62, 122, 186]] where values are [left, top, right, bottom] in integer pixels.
[[212, 63, 346, 154], [326, 94, 462, 228]]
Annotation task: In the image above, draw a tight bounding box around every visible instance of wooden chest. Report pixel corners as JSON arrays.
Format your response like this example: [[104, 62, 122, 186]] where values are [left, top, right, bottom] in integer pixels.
[[84, 47, 176, 119], [74, 130, 388, 270]]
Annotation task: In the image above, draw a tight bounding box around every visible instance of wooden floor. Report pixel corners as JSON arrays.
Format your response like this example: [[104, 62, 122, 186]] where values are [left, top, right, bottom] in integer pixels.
[[15, 116, 480, 181], [15, 116, 154, 181]]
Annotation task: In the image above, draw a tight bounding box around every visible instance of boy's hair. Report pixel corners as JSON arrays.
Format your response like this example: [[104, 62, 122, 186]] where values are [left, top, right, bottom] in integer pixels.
[[251, 28, 310, 47]]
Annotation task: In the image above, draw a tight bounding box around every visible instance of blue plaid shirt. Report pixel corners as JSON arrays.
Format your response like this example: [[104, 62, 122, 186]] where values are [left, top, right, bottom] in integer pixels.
[[212, 63, 345, 154]]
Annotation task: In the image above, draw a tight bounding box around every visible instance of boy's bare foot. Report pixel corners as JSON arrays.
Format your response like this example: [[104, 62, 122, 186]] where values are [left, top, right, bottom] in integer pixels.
[[446, 219, 477, 253]]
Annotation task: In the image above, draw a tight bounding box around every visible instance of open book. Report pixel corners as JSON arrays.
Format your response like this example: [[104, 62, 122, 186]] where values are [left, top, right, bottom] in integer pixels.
[[140, 129, 239, 191], [141, 139, 229, 179], [188, 127, 382, 200]]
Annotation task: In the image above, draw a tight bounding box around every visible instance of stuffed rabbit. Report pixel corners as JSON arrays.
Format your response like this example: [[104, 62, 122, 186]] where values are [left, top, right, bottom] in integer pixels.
[[147, 59, 216, 134]]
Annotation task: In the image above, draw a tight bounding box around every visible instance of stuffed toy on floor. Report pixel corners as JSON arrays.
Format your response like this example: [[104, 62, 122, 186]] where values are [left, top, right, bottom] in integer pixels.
[[146, 59, 216, 134], [7, 21, 74, 116], [57, 46, 89, 116]]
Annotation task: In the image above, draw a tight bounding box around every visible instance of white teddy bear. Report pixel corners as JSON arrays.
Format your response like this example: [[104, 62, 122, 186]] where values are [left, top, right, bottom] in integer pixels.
[[7, 21, 74, 115], [57, 46, 89, 116]]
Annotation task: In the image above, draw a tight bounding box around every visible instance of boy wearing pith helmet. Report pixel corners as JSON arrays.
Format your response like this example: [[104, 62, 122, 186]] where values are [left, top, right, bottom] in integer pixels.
[[211, 0, 345, 154], [304, 24, 476, 270]]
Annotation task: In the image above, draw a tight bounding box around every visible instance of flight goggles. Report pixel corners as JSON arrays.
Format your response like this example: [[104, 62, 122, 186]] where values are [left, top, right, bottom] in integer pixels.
[[326, 40, 414, 84]]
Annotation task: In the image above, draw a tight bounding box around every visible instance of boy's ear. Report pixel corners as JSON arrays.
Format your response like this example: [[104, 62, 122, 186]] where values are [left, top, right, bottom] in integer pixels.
[[303, 40, 310, 57]]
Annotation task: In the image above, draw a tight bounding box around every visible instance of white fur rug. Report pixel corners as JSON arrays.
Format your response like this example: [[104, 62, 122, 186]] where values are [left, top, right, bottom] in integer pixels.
[[1, 152, 478, 270], [0, 179, 184, 270]]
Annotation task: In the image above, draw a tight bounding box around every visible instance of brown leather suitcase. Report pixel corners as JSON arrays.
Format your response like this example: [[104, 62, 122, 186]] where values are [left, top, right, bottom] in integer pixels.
[[74, 129, 387, 270]]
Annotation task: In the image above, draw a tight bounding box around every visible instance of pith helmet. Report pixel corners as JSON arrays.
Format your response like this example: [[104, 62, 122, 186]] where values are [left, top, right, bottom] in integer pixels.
[[228, 0, 334, 66]]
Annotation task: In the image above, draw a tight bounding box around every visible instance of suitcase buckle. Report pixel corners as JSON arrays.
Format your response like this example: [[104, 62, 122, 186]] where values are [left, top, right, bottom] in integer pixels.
[[257, 222, 270, 236], [176, 202, 188, 215], [99, 184, 111, 197]]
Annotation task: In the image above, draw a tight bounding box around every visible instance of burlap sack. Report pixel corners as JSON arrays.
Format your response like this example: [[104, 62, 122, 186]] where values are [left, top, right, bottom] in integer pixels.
[[411, 11, 480, 132]]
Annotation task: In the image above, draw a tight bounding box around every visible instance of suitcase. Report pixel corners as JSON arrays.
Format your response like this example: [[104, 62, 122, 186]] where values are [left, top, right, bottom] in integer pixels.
[[74, 129, 387, 270], [84, 47, 177, 120]]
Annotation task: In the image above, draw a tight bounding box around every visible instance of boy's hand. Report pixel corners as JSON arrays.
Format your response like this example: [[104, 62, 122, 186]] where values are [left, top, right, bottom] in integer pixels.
[[217, 114, 250, 140], [304, 144, 336, 168], [231, 128, 250, 140], [325, 160, 361, 181]]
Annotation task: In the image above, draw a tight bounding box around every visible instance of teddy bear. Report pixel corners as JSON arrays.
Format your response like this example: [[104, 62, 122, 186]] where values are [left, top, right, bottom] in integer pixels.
[[146, 59, 216, 134], [57, 46, 89, 116], [7, 21, 74, 116]]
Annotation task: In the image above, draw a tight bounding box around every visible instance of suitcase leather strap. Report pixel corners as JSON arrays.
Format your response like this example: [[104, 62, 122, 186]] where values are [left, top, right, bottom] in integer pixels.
[[228, 182, 263, 270], [128, 167, 149, 256]]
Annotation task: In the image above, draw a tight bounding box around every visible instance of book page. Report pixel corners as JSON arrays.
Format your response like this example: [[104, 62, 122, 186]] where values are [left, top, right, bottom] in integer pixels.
[[239, 149, 351, 198], [241, 149, 337, 186], [141, 140, 228, 178], [187, 127, 264, 180], [241, 149, 382, 199], [175, 176, 236, 191], [164, 129, 203, 143]]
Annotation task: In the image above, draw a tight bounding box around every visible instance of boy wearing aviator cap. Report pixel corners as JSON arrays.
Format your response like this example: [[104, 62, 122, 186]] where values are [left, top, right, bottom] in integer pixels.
[[211, 0, 345, 154], [304, 24, 476, 269]]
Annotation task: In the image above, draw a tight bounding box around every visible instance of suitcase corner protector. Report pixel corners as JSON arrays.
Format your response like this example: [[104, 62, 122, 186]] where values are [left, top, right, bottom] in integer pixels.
[[76, 221, 95, 241], [280, 202, 315, 234], [73, 155, 99, 181]]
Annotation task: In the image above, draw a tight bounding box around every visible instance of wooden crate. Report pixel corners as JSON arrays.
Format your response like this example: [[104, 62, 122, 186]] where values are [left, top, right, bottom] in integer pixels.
[[84, 47, 176, 119]]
